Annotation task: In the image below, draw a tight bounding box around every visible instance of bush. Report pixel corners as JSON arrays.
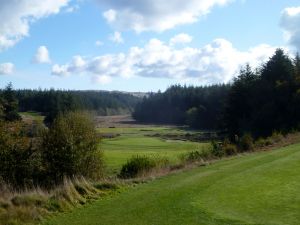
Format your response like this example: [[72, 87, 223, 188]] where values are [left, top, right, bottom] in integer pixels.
[[255, 137, 272, 147], [0, 121, 42, 188], [222, 143, 238, 156], [119, 156, 157, 178], [270, 131, 284, 143], [211, 140, 224, 157], [181, 148, 213, 163], [42, 112, 103, 184], [239, 133, 254, 152]]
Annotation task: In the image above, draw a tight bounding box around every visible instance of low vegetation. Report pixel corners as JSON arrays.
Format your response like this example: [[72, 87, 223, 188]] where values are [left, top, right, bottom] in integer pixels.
[[0, 178, 121, 225], [0, 112, 104, 188], [119, 155, 169, 178]]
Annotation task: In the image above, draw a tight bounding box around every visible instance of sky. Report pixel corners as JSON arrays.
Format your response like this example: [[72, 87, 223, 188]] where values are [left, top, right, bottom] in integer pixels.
[[0, 0, 300, 92]]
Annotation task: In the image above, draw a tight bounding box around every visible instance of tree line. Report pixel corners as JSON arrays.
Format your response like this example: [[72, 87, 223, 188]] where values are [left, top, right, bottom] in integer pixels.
[[133, 49, 300, 138], [133, 84, 230, 129], [0, 88, 141, 124]]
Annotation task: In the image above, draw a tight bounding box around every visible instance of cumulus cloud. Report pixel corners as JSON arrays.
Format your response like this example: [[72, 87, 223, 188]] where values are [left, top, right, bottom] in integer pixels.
[[52, 55, 86, 76], [109, 31, 124, 44], [0, 63, 14, 75], [100, 0, 234, 32], [33, 46, 51, 64], [170, 33, 193, 45], [0, 0, 70, 50], [281, 6, 300, 50], [52, 34, 277, 84]]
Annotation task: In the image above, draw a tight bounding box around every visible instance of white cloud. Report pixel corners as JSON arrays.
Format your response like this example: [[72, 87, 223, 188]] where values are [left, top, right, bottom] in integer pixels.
[[95, 40, 104, 46], [65, 4, 80, 13], [103, 9, 117, 22], [109, 31, 124, 44], [170, 33, 193, 45], [33, 46, 51, 64], [0, 0, 70, 50], [0, 63, 14, 75], [52, 34, 277, 84], [281, 6, 300, 51], [100, 0, 234, 32], [51, 55, 86, 76], [52, 64, 69, 76]]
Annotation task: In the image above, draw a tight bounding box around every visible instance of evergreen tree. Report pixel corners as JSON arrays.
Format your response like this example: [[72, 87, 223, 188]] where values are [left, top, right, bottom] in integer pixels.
[[0, 96, 4, 120], [2, 83, 21, 121], [255, 48, 295, 135], [224, 64, 257, 136]]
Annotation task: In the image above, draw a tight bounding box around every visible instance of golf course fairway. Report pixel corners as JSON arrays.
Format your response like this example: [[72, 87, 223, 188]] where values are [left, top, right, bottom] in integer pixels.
[[43, 143, 300, 225]]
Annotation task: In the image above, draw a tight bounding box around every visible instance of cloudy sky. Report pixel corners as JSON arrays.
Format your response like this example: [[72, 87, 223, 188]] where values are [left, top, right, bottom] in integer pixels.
[[0, 0, 300, 91]]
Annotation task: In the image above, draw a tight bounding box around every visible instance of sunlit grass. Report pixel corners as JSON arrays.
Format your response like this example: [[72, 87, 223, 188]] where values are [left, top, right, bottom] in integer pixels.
[[44, 143, 300, 225], [101, 135, 209, 173]]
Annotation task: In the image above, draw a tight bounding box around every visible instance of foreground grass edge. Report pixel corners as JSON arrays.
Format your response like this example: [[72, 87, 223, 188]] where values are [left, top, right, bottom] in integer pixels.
[[2, 132, 300, 225]]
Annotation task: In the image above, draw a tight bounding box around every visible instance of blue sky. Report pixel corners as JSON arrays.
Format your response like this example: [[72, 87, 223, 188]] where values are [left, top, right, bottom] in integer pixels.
[[0, 0, 300, 91]]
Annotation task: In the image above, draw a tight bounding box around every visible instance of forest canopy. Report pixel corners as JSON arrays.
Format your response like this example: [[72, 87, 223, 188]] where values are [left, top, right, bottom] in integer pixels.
[[133, 49, 300, 138]]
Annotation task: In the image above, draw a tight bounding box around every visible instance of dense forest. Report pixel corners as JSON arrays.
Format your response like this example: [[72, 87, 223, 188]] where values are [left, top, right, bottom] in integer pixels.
[[133, 84, 230, 129], [0, 89, 141, 123], [134, 49, 300, 138]]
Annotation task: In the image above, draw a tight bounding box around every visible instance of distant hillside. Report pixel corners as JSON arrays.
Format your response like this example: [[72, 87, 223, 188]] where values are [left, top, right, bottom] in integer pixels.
[[6, 89, 142, 123]]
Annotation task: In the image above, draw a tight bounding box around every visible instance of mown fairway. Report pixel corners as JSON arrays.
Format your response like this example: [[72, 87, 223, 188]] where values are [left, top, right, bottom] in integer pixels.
[[43, 143, 300, 225], [99, 126, 209, 173]]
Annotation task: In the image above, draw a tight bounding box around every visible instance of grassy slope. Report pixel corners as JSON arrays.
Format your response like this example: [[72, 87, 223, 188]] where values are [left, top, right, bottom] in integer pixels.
[[100, 127, 209, 173], [43, 143, 300, 225]]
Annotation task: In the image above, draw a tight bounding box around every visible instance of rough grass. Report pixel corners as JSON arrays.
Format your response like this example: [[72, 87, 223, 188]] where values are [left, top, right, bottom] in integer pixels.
[[0, 178, 122, 225], [43, 143, 300, 225]]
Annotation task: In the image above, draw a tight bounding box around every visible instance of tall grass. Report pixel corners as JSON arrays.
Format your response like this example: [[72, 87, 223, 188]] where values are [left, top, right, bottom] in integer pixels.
[[0, 178, 121, 225]]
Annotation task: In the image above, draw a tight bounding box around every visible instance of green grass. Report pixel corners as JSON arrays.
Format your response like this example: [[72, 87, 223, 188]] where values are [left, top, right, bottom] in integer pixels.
[[101, 135, 208, 173], [20, 111, 45, 123], [98, 126, 195, 136], [43, 143, 300, 225], [99, 126, 210, 173]]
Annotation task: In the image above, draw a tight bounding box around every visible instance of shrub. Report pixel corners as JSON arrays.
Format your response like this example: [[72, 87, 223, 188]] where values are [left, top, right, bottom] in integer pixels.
[[211, 140, 224, 157], [119, 156, 156, 178], [181, 147, 213, 163], [42, 112, 103, 184], [222, 143, 238, 156], [255, 137, 273, 148], [255, 138, 268, 147], [239, 133, 254, 152], [270, 131, 284, 143], [0, 121, 42, 188]]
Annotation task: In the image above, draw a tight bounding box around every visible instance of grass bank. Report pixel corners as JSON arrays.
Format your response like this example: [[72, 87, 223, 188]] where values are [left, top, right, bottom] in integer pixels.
[[0, 178, 122, 225]]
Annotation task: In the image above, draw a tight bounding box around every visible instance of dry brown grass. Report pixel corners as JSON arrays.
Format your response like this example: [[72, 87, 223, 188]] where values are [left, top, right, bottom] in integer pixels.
[[0, 178, 122, 225]]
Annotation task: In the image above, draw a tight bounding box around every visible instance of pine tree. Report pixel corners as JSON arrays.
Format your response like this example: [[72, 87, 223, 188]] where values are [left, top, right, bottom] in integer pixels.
[[2, 83, 21, 121]]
